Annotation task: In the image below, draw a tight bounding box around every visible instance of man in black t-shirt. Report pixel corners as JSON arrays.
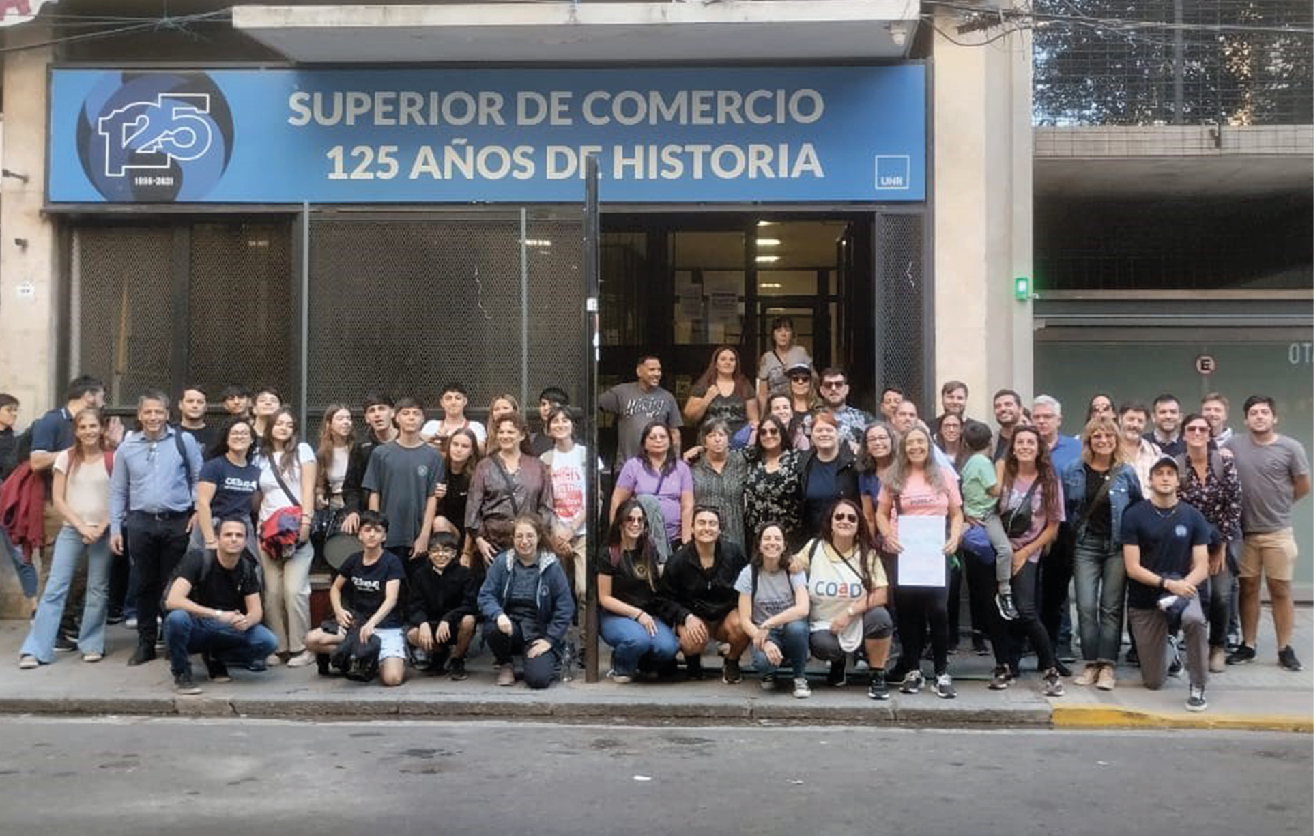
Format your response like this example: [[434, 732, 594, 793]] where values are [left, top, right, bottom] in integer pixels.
[[304, 511, 406, 686], [163, 518, 276, 695], [1122, 456, 1212, 712]]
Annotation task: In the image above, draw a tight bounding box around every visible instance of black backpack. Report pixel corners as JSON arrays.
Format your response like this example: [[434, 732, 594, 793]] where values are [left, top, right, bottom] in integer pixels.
[[330, 628, 382, 682]]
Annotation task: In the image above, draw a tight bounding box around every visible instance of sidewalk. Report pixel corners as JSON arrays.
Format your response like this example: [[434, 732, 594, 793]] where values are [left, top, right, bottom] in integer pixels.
[[1, 607, 1309, 731]]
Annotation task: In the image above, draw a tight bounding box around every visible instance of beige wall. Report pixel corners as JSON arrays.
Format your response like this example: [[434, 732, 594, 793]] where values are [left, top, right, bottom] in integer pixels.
[[931, 7, 1034, 419]]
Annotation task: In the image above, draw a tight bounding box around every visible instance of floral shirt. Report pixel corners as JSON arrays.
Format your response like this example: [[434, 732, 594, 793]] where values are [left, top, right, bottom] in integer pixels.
[[1177, 452, 1243, 542], [743, 450, 804, 549]]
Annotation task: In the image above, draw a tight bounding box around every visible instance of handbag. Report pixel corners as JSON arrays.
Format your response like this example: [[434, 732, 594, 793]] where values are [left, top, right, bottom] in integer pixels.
[[1002, 479, 1041, 539], [260, 454, 303, 558]]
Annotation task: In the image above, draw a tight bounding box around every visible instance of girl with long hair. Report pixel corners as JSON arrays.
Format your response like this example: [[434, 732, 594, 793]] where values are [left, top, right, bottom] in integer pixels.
[[194, 417, 260, 550], [610, 421, 694, 550], [743, 414, 804, 549], [737, 521, 811, 698], [467, 413, 555, 566], [684, 345, 759, 440], [596, 498, 679, 682]]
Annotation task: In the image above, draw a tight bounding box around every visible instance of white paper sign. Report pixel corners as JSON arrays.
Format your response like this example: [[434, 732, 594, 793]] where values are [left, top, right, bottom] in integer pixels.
[[897, 514, 946, 587]]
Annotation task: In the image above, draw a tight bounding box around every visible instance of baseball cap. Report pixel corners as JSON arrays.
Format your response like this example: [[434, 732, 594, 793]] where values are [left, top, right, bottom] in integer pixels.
[[785, 362, 812, 377], [1150, 454, 1180, 474]]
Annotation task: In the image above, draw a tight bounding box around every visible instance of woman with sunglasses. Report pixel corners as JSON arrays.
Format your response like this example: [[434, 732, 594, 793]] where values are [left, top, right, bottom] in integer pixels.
[[1176, 412, 1241, 673], [876, 426, 964, 699], [743, 414, 805, 550], [597, 499, 679, 682], [795, 498, 894, 698]]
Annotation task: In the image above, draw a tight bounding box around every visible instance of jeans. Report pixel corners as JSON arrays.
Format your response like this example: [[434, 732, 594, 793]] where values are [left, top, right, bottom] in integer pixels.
[[164, 609, 279, 677], [1073, 533, 1125, 664], [1, 527, 37, 599], [484, 619, 561, 689], [259, 541, 312, 654], [124, 512, 191, 645], [1205, 561, 1233, 649], [749, 619, 811, 679], [20, 526, 111, 662], [599, 613, 679, 676]]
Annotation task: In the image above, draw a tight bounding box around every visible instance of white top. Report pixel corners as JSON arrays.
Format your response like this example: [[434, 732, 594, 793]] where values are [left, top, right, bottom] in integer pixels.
[[256, 442, 315, 523], [420, 418, 488, 447], [54, 449, 110, 526], [327, 446, 350, 496]]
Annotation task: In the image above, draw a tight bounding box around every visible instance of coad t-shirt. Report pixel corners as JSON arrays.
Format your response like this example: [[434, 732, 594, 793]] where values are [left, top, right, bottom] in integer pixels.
[[199, 456, 260, 520], [338, 550, 406, 627], [733, 565, 806, 625]]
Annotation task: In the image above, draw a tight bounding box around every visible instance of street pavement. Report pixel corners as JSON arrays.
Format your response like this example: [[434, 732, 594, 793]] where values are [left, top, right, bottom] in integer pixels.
[[0, 718, 1309, 836], [0, 606, 1309, 731]]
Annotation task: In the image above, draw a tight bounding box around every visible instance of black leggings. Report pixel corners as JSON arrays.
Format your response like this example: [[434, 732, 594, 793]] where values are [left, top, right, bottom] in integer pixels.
[[892, 585, 949, 676]]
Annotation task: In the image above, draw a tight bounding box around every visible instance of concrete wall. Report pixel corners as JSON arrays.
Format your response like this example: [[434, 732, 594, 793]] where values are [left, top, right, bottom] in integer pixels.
[[931, 6, 1033, 419]]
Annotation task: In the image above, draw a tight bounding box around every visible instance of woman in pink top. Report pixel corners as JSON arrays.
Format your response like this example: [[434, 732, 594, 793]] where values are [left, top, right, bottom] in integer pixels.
[[875, 426, 964, 699]]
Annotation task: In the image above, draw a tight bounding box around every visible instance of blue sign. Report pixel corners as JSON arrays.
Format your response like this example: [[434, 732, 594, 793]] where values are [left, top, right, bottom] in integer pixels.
[[48, 66, 926, 204]]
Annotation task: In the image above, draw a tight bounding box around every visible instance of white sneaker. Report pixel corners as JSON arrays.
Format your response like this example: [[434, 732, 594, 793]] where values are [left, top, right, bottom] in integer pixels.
[[792, 677, 811, 699], [285, 650, 316, 668], [607, 669, 633, 684], [265, 653, 283, 667]]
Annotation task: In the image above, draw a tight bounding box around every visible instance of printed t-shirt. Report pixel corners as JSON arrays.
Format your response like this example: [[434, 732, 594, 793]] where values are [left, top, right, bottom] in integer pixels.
[[338, 550, 406, 627]]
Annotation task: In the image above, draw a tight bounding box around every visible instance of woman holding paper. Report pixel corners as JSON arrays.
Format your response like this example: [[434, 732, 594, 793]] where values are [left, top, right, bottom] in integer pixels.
[[875, 427, 964, 700]]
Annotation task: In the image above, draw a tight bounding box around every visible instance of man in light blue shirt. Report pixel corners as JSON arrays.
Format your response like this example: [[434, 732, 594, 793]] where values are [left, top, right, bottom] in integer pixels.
[[1033, 395, 1082, 475], [110, 390, 203, 666]]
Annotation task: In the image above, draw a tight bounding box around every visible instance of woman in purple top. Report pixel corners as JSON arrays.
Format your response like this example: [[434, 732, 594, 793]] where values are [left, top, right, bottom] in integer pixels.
[[609, 422, 694, 549], [992, 426, 1066, 697]]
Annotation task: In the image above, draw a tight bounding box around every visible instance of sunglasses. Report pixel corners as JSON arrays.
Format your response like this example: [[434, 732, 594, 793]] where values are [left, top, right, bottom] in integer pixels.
[[624, 515, 646, 524], [758, 427, 780, 437], [832, 512, 859, 523], [821, 381, 845, 389], [1185, 425, 1211, 434]]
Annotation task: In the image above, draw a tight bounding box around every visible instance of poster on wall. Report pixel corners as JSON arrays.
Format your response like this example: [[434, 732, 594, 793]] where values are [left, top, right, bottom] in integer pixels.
[[48, 65, 926, 204]]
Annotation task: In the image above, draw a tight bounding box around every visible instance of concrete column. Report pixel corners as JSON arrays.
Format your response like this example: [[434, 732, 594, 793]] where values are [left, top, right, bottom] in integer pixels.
[[931, 6, 1034, 418], [0, 23, 56, 618]]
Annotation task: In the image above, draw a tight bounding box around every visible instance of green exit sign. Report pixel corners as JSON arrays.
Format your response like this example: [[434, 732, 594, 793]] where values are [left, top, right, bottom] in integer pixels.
[[1014, 276, 1031, 300]]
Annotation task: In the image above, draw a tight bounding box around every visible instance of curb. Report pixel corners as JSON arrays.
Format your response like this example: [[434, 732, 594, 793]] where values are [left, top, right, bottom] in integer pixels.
[[1051, 704, 1313, 733]]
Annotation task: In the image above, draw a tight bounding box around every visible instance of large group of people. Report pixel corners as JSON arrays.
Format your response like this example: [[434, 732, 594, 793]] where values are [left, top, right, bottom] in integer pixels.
[[1, 316, 1308, 712]]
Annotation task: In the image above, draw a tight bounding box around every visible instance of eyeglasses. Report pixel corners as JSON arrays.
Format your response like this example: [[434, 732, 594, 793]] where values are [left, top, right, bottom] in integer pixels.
[[832, 512, 858, 523], [624, 515, 645, 524], [821, 381, 845, 389], [789, 374, 811, 381], [1185, 425, 1211, 434], [758, 427, 780, 437]]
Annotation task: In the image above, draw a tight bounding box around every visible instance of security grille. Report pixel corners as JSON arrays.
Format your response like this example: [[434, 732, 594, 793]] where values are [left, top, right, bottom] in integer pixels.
[[306, 210, 585, 415], [876, 212, 926, 406], [188, 223, 293, 399], [74, 226, 175, 406]]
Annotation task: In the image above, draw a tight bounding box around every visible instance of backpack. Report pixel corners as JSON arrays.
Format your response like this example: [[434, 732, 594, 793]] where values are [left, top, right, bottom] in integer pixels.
[[330, 628, 382, 682]]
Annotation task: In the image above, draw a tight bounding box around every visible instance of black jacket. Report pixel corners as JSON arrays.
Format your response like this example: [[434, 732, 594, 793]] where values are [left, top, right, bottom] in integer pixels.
[[654, 539, 747, 626], [342, 431, 392, 515], [796, 445, 860, 536], [406, 562, 478, 629]]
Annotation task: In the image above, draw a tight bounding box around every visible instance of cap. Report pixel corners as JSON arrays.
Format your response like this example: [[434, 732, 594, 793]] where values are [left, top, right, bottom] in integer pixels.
[[1150, 454, 1180, 474], [785, 362, 813, 377]]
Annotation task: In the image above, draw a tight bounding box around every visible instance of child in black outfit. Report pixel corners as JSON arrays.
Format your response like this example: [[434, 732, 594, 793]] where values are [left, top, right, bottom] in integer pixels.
[[406, 531, 478, 679]]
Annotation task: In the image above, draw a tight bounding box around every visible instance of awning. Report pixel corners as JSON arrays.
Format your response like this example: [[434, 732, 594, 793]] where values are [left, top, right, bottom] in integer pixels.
[[232, 1, 920, 63]]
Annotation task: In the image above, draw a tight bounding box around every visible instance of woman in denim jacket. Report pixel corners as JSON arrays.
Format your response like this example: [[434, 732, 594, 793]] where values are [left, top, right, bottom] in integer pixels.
[[1061, 416, 1143, 691]]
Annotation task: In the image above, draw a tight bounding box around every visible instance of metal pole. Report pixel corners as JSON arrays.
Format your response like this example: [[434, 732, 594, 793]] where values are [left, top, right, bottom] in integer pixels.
[[299, 201, 310, 430], [1172, 0, 1184, 125], [583, 155, 601, 683], [520, 207, 529, 411]]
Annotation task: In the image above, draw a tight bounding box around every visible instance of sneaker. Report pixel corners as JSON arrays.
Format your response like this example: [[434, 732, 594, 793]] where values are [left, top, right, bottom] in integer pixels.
[[1167, 637, 1183, 677], [54, 634, 78, 653], [203, 653, 231, 683], [496, 663, 515, 686], [900, 670, 924, 694], [972, 635, 990, 656], [124, 617, 138, 630], [1185, 684, 1207, 712], [1208, 646, 1226, 673], [933, 673, 956, 699], [1056, 642, 1077, 664], [1074, 663, 1101, 686], [127, 643, 156, 666], [81, 652, 103, 663], [760, 673, 776, 692], [448, 657, 468, 681], [1096, 664, 1116, 691], [827, 658, 847, 687], [792, 677, 812, 699], [264, 653, 282, 667], [410, 648, 431, 669], [105, 611, 124, 625], [1226, 644, 1256, 665], [868, 670, 890, 701], [1053, 660, 1073, 678], [173, 671, 202, 695], [684, 655, 704, 680], [608, 669, 634, 684], [18, 655, 38, 669], [989, 665, 1013, 690], [1042, 668, 1066, 697], [995, 591, 1019, 621], [286, 650, 316, 668], [722, 658, 743, 685], [1278, 645, 1303, 672]]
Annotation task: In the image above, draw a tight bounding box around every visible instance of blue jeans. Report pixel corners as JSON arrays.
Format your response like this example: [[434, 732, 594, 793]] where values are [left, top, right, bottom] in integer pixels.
[[20, 526, 111, 662], [599, 613, 679, 676], [749, 619, 810, 679], [1073, 533, 1125, 664], [1, 527, 36, 600], [164, 609, 279, 677]]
